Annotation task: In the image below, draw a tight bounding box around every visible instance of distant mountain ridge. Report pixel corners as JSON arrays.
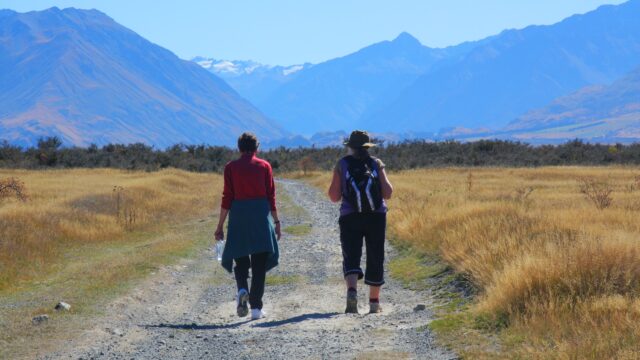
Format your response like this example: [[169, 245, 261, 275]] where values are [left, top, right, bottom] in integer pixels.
[[193, 33, 483, 135], [193, 57, 313, 107], [364, 0, 640, 133], [194, 0, 640, 138], [0, 7, 284, 148], [255, 32, 481, 135], [194, 32, 468, 135], [194, 0, 640, 141], [503, 66, 640, 142]]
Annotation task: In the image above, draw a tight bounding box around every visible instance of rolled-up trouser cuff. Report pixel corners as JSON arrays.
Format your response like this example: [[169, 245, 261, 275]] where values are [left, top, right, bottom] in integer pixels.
[[364, 278, 385, 286], [344, 268, 364, 280]]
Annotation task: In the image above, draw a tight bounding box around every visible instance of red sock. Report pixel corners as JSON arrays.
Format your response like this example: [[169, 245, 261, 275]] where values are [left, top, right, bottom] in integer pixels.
[[369, 298, 379, 303]]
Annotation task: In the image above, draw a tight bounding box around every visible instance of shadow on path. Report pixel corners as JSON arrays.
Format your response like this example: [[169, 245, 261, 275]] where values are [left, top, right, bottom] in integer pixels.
[[252, 312, 340, 328], [142, 320, 252, 331], [142, 312, 339, 331]]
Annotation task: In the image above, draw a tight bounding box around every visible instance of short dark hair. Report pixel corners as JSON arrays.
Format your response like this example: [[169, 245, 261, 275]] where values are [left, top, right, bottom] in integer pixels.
[[237, 132, 259, 152]]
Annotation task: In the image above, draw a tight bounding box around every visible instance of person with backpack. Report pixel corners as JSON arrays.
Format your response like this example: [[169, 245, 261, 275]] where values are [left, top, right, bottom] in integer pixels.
[[328, 130, 394, 314], [215, 132, 281, 320]]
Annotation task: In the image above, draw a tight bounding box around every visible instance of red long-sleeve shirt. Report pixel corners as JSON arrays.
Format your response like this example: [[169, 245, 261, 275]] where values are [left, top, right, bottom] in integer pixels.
[[221, 152, 277, 211]]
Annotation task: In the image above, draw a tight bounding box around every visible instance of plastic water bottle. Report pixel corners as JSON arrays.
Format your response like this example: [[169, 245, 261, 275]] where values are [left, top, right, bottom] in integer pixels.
[[215, 240, 225, 262]]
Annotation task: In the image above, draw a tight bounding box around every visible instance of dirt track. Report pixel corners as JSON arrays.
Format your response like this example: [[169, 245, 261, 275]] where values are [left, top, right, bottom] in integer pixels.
[[42, 180, 457, 360]]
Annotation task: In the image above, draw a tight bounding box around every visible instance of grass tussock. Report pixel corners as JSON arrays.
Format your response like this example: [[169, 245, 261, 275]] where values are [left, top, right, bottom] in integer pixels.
[[0, 168, 220, 291], [381, 167, 640, 358], [0, 177, 29, 201]]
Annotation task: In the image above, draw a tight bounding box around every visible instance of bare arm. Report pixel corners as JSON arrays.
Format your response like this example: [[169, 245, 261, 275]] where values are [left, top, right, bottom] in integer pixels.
[[216, 164, 233, 241], [379, 168, 393, 200], [271, 210, 281, 240], [328, 168, 342, 203], [265, 163, 281, 240], [214, 208, 229, 241]]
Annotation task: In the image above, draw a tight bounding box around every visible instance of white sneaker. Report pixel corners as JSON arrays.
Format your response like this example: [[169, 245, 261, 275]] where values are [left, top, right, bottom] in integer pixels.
[[251, 308, 266, 320], [236, 289, 249, 317]]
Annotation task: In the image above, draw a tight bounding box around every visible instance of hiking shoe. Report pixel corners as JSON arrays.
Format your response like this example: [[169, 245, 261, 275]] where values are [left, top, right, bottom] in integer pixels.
[[251, 308, 266, 320], [236, 289, 249, 317], [345, 289, 358, 314], [369, 302, 382, 314]]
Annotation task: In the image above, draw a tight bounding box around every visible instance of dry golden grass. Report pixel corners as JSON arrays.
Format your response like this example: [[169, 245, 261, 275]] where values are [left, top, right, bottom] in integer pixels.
[[0, 169, 221, 357], [0, 168, 220, 291], [294, 166, 640, 359], [386, 167, 640, 359]]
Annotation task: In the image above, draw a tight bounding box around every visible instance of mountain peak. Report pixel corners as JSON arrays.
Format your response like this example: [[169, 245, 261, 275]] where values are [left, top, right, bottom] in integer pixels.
[[392, 32, 421, 46], [0, 7, 283, 147], [60, 7, 110, 18], [0, 9, 17, 17], [32, 7, 111, 21], [44, 6, 62, 12]]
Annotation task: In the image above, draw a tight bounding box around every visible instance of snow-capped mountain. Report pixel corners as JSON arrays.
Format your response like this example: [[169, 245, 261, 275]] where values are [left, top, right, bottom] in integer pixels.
[[192, 57, 312, 105], [193, 58, 261, 76], [193, 57, 309, 78]]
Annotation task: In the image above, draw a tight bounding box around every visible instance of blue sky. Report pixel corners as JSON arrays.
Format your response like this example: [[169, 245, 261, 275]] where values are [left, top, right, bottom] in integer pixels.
[[2, 0, 627, 65]]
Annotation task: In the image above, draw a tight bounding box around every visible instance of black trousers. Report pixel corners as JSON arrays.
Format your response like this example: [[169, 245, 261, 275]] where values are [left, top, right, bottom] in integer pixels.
[[339, 212, 386, 286], [234, 252, 268, 309]]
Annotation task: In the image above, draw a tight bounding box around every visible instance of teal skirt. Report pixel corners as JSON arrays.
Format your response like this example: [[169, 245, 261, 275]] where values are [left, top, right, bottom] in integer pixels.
[[221, 198, 279, 273]]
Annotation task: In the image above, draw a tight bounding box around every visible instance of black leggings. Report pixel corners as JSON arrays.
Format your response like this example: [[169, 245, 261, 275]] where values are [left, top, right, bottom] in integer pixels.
[[339, 212, 386, 286], [234, 252, 268, 309]]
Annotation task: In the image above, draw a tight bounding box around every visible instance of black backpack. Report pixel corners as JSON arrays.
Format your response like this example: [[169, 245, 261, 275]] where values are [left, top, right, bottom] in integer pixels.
[[343, 155, 383, 213]]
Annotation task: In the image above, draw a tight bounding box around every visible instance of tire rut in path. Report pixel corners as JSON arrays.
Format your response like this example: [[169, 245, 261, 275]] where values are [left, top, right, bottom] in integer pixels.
[[42, 179, 457, 360]]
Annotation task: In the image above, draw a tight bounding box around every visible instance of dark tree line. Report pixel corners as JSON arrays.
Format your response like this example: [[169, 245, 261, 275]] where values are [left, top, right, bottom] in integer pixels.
[[1, 137, 640, 173]]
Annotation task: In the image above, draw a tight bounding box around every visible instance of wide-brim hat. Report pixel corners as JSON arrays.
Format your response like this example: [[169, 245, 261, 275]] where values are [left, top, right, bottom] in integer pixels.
[[344, 130, 376, 148]]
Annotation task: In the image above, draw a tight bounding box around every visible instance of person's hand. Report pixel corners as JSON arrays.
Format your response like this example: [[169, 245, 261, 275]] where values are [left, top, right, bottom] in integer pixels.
[[275, 221, 281, 241], [214, 226, 224, 241]]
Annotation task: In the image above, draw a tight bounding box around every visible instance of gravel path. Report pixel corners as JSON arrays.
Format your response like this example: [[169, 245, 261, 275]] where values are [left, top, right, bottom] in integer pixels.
[[42, 180, 457, 360]]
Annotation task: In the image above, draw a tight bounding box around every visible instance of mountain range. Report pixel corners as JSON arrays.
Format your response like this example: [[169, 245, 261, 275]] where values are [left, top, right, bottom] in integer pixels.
[[224, 32, 481, 135], [2, 1, 640, 148], [365, 0, 640, 133], [194, 0, 640, 142], [0, 7, 284, 148]]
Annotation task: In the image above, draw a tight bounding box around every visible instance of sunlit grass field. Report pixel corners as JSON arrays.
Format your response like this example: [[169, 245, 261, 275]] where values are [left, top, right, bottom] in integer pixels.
[[3, 166, 640, 358], [0, 169, 221, 357], [300, 166, 640, 359], [0, 168, 220, 290]]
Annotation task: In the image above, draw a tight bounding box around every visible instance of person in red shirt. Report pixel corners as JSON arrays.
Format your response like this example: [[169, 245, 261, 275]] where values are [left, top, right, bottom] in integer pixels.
[[215, 133, 281, 320]]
